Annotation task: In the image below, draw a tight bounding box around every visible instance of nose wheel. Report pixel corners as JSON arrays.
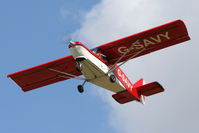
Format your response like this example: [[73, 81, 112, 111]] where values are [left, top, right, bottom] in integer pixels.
[[77, 85, 84, 93], [77, 80, 87, 93]]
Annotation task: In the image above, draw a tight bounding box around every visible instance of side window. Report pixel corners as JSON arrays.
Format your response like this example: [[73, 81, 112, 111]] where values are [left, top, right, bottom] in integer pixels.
[[91, 48, 99, 55], [100, 53, 109, 63]]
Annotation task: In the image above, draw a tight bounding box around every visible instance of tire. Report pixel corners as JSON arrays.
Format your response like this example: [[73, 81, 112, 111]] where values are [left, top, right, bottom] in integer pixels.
[[77, 85, 84, 93], [110, 75, 116, 83]]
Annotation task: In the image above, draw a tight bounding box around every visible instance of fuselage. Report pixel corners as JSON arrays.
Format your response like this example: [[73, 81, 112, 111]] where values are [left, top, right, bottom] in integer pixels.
[[69, 42, 133, 93]]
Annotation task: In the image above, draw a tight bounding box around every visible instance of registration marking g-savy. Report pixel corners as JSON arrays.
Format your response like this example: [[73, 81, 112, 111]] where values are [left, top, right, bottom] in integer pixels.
[[118, 32, 170, 54]]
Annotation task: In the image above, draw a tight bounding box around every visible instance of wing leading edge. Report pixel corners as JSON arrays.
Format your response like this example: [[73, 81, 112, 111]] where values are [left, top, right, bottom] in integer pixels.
[[8, 55, 81, 92], [97, 19, 190, 64]]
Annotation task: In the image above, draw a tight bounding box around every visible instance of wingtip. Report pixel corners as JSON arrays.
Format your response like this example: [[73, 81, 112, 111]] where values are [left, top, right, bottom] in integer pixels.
[[155, 81, 165, 92]]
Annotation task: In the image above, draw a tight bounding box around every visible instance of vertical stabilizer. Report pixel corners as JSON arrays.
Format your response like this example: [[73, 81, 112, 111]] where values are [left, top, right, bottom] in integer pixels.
[[133, 78, 145, 104]]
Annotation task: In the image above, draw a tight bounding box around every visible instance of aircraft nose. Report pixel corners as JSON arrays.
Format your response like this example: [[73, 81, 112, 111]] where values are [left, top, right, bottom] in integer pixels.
[[68, 41, 75, 48]]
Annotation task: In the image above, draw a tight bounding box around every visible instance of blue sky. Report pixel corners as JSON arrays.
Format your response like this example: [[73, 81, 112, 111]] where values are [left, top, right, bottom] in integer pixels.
[[1, 0, 199, 133], [1, 0, 113, 133]]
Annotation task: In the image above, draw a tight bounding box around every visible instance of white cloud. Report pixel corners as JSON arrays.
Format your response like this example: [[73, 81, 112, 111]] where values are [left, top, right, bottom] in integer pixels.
[[73, 0, 199, 133]]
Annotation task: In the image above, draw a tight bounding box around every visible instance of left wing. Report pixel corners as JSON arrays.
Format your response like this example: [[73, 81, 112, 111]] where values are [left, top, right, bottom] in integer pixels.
[[97, 20, 190, 64], [8, 55, 81, 92]]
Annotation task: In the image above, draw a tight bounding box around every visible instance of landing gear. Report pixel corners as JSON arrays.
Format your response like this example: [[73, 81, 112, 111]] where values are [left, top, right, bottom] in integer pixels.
[[77, 80, 87, 93], [75, 63, 82, 72], [77, 85, 84, 93], [75, 57, 85, 72], [110, 74, 116, 83]]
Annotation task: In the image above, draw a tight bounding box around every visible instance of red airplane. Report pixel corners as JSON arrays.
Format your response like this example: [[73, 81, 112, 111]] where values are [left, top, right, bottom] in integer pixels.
[[8, 20, 190, 104]]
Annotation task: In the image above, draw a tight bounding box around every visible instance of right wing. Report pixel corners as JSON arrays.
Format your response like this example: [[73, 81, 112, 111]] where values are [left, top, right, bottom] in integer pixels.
[[97, 20, 190, 64], [8, 55, 81, 92]]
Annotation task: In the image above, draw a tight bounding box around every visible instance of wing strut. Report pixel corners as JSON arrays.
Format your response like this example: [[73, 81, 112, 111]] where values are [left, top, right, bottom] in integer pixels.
[[107, 40, 146, 73], [48, 68, 86, 80]]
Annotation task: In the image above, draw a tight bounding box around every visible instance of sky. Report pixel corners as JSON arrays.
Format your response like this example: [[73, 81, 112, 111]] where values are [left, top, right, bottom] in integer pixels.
[[1, 0, 199, 133]]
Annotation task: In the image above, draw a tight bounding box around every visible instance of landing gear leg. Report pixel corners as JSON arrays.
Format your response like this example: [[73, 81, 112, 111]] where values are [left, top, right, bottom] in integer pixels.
[[77, 80, 87, 93]]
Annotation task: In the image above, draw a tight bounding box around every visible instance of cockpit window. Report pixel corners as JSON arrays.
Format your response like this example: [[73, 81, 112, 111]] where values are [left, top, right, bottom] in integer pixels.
[[91, 48, 109, 63], [91, 48, 99, 55], [100, 53, 109, 63]]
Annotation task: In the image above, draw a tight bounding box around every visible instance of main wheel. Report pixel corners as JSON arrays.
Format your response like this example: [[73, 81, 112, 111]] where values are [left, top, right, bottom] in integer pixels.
[[77, 85, 84, 93], [110, 75, 116, 83], [76, 63, 82, 72]]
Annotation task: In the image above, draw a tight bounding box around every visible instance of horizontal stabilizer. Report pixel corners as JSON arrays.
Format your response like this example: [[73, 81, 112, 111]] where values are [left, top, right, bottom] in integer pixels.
[[112, 90, 137, 104], [137, 81, 164, 96], [112, 81, 164, 104]]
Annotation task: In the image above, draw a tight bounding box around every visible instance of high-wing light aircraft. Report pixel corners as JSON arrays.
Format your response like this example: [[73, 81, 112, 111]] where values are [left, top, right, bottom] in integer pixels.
[[8, 20, 190, 104]]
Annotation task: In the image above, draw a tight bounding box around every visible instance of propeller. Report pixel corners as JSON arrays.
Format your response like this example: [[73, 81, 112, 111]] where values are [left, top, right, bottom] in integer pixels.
[[63, 34, 73, 45]]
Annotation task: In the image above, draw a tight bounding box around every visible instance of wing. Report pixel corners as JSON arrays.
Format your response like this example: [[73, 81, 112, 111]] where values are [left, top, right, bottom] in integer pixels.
[[8, 55, 81, 92], [97, 20, 190, 64]]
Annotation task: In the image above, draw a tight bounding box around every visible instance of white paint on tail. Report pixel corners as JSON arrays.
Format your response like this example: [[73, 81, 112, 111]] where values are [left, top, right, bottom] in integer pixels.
[[140, 95, 145, 104]]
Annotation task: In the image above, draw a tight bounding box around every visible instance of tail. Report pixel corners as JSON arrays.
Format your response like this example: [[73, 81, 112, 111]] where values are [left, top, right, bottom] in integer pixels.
[[112, 78, 164, 104], [132, 78, 145, 104]]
